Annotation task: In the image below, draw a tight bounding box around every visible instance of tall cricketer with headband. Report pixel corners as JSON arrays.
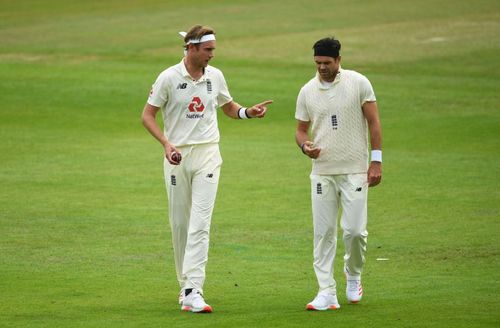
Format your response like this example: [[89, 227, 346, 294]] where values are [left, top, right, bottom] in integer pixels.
[[142, 25, 272, 313]]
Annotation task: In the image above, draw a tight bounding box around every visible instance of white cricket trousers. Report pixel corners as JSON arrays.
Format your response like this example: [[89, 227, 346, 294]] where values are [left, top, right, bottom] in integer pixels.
[[164, 143, 222, 293], [310, 173, 368, 294]]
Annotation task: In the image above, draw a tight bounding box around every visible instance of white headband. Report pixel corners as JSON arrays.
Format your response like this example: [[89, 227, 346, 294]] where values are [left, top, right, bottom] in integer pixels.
[[179, 31, 216, 45]]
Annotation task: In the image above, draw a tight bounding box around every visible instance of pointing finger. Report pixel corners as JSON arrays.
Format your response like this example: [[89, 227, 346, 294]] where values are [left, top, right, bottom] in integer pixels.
[[257, 100, 273, 107]]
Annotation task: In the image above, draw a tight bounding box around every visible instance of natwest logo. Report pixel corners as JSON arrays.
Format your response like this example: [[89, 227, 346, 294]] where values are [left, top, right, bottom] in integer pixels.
[[188, 96, 205, 112]]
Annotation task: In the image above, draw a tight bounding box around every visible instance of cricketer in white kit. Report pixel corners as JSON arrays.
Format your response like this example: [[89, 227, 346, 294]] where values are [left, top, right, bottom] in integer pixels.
[[141, 25, 272, 313], [295, 37, 383, 311]]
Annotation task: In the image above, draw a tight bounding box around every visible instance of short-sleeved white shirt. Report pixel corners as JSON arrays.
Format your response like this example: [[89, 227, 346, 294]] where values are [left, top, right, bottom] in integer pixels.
[[148, 60, 233, 147], [295, 68, 376, 175]]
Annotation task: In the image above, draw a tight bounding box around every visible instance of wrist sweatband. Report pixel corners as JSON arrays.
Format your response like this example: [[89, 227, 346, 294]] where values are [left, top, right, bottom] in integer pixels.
[[238, 107, 250, 119], [300, 142, 307, 155], [371, 150, 382, 162]]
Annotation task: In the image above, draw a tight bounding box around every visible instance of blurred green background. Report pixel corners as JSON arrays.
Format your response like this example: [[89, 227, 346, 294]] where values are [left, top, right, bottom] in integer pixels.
[[1, 0, 499, 327]]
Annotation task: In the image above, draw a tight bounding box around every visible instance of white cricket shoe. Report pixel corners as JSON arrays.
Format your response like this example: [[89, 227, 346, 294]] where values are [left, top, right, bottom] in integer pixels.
[[181, 289, 213, 313], [178, 289, 185, 305], [345, 269, 363, 303], [306, 292, 340, 311]]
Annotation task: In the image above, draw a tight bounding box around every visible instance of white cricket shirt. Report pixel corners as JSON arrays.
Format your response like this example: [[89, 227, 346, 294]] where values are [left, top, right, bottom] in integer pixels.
[[148, 60, 233, 147], [295, 68, 376, 175]]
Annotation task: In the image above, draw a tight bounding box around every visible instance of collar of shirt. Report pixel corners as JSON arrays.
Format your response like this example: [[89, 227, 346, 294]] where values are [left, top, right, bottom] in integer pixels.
[[316, 67, 343, 90], [179, 59, 211, 82]]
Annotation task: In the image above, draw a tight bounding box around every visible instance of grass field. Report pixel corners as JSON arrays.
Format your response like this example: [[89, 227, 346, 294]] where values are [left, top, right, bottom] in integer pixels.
[[1, 0, 499, 327]]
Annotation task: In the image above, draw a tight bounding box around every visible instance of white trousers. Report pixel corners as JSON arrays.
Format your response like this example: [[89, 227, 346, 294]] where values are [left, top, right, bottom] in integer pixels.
[[310, 173, 368, 294], [164, 143, 222, 293]]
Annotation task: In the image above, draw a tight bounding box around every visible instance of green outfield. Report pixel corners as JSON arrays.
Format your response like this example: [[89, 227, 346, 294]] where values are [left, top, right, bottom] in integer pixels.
[[1, 0, 499, 327]]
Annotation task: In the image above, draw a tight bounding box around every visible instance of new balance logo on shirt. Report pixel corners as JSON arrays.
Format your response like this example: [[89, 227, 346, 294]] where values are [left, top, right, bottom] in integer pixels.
[[177, 83, 187, 89]]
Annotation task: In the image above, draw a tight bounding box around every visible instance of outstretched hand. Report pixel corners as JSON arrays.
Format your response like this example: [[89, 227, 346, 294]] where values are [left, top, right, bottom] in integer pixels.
[[247, 100, 273, 118]]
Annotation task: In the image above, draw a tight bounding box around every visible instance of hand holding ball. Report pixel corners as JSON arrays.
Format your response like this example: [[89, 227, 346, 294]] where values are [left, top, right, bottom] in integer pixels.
[[171, 151, 182, 164]]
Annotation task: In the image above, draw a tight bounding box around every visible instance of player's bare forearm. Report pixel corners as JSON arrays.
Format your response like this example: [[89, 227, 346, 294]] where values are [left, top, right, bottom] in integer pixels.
[[296, 120, 321, 158], [295, 129, 309, 148], [368, 122, 382, 151], [221, 100, 273, 119], [141, 103, 181, 165], [221, 101, 242, 119], [141, 103, 168, 146], [295, 120, 311, 146], [362, 101, 382, 151], [362, 101, 382, 186]]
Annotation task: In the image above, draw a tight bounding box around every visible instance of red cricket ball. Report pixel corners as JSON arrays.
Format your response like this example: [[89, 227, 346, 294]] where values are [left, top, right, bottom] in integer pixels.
[[171, 152, 182, 164]]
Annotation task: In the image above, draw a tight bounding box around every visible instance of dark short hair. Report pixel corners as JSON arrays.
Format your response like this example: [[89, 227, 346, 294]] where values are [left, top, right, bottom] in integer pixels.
[[313, 37, 341, 58]]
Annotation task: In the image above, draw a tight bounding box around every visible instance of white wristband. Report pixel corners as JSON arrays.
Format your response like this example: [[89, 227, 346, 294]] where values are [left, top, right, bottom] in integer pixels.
[[371, 150, 382, 162], [238, 107, 250, 119]]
